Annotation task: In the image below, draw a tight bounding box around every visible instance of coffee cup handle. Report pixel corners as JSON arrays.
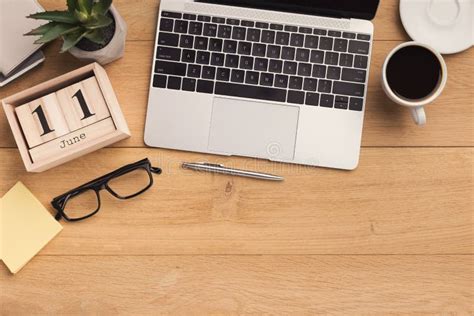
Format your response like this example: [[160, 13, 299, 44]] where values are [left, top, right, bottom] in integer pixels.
[[410, 106, 426, 126]]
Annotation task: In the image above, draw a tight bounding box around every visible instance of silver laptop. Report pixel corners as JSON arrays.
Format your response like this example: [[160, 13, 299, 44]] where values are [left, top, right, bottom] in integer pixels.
[[145, 0, 379, 170]]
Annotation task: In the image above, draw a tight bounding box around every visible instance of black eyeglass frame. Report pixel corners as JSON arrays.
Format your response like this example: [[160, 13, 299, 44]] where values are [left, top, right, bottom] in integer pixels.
[[51, 158, 162, 222]]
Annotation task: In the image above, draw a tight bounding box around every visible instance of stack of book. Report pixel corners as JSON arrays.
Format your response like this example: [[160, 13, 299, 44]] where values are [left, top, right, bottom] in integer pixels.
[[0, 0, 46, 87]]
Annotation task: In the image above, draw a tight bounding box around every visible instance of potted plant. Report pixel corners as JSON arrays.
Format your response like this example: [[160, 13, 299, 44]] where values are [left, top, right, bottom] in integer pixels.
[[25, 0, 127, 65]]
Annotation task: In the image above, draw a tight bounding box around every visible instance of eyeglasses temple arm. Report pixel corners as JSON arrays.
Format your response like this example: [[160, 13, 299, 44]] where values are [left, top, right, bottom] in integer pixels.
[[151, 166, 162, 174]]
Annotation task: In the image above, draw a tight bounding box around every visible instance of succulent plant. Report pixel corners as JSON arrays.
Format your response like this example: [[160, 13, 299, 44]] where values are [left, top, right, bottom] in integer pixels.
[[25, 0, 113, 53]]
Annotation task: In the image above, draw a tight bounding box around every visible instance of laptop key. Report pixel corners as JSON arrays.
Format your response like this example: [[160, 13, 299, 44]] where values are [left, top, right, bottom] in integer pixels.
[[225, 54, 239, 68], [241, 20, 254, 27], [339, 53, 353, 67], [155, 60, 186, 76], [218, 25, 232, 38], [342, 68, 366, 83], [183, 14, 197, 21], [240, 56, 254, 69], [158, 32, 179, 46], [254, 58, 268, 71], [209, 38, 223, 52], [189, 22, 203, 35], [245, 71, 259, 85], [182, 78, 196, 91], [231, 69, 245, 83], [195, 37, 209, 50], [197, 80, 214, 93], [232, 27, 246, 40], [276, 32, 290, 45], [153, 74, 167, 88], [305, 92, 319, 106], [252, 43, 267, 57], [196, 51, 210, 64], [275, 75, 289, 88], [334, 39, 348, 52], [312, 64, 326, 78], [267, 45, 280, 59], [299, 27, 312, 34], [212, 17, 226, 24], [247, 29, 261, 42], [310, 50, 324, 64], [215, 82, 287, 102], [320, 94, 334, 108], [318, 79, 332, 93], [335, 95, 349, 109], [160, 18, 174, 32], [325, 52, 339, 65], [327, 66, 341, 80], [238, 41, 252, 55], [180, 35, 194, 48], [282, 47, 296, 60], [303, 78, 317, 91], [203, 23, 218, 37], [354, 55, 368, 69], [296, 48, 310, 62], [202, 66, 216, 79], [269, 59, 283, 73], [283, 61, 297, 75], [288, 90, 305, 104], [260, 73, 274, 86], [285, 25, 298, 32], [333, 81, 365, 97], [349, 40, 370, 55], [211, 53, 225, 66], [181, 49, 196, 63], [187, 64, 201, 78], [319, 37, 333, 50], [298, 63, 312, 77], [270, 23, 284, 30], [343, 32, 356, 39], [227, 18, 240, 26], [349, 97, 364, 111], [162, 11, 181, 19], [290, 33, 304, 47], [167, 76, 181, 90], [223, 40, 237, 53], [217, 67, 230, 81], [313, 28, 327, 35], [289, 76, 303, 90], [156, 46, 181, 61], [174, 20, 188, 33], [328, 30, 341, 37], [256, 22, 269, 29], [305, 35, 319, 49], [198, 15, 211, 22], [357, 34, 371, 41], [261, 30, 275, 44]]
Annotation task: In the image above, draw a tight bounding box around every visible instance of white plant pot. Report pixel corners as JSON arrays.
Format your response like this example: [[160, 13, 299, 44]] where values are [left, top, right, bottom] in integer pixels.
[[68, 5, 127, 65]]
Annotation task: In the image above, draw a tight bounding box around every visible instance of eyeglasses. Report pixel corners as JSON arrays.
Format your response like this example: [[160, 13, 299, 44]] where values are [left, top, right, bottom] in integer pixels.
[[52, 158, 162, 222]]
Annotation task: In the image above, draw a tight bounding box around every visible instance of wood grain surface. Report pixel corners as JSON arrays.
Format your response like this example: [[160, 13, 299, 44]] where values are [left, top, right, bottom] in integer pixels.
[[0, 0, 473, 314]]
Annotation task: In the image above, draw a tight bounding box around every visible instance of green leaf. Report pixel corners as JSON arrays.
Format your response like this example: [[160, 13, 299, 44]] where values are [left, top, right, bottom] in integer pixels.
[[77, 0, 93, 15], [25, 22, 57, 36], [84, 29, 106, 45], [66, 0, 77, 13], [60, 30, 88, 52], [34, 23, 80, 44], [92, 0, 112, 16], [28, 11, 78, 24], [74, 8, 90, 23], [85, 15, 112, 30]]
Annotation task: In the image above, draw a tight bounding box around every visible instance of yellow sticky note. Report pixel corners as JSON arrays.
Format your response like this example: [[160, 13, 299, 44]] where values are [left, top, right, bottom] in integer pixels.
[[0, 182, 62, 274]]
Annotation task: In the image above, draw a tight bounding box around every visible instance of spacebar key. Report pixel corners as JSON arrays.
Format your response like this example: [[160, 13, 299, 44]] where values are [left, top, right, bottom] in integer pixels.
[[215, 82, 287, 102]]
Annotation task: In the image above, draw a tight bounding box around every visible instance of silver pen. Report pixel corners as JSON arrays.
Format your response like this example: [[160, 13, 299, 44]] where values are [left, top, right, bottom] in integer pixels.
[[182, 162, 284, 181]]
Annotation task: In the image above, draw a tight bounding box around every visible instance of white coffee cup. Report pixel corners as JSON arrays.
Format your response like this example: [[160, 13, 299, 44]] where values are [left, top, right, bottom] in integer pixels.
[[382, 42, 448, 126]]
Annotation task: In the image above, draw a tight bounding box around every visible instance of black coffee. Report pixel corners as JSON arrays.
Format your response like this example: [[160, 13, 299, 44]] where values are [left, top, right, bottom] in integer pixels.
[[386, 45, 442, 100]]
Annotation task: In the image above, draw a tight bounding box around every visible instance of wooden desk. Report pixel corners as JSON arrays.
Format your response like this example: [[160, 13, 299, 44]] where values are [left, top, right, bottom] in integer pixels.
[[1, 0, 472, 314]]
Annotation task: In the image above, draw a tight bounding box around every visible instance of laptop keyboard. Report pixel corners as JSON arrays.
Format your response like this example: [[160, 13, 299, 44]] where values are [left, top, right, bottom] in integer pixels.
[[152, 11, 371, 111]]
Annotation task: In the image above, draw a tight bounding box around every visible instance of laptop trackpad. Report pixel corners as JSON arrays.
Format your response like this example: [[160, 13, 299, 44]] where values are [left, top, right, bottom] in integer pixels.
[[208, 97, 299, 161]]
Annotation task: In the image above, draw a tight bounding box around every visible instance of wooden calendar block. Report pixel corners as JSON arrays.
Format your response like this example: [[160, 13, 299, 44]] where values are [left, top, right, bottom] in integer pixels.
[[56, 76, 110, 131], [15, 93, 70, 148], [29, 117, 116, 162], [2, 63, 130, 172]]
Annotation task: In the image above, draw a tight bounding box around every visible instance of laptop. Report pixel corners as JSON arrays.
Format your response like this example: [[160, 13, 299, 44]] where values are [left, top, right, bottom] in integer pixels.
[[145, 0, 380, 170]]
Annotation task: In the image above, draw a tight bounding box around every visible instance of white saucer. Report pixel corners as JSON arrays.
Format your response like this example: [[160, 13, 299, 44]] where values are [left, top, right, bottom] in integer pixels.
[[400, 0, 473, 54]]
